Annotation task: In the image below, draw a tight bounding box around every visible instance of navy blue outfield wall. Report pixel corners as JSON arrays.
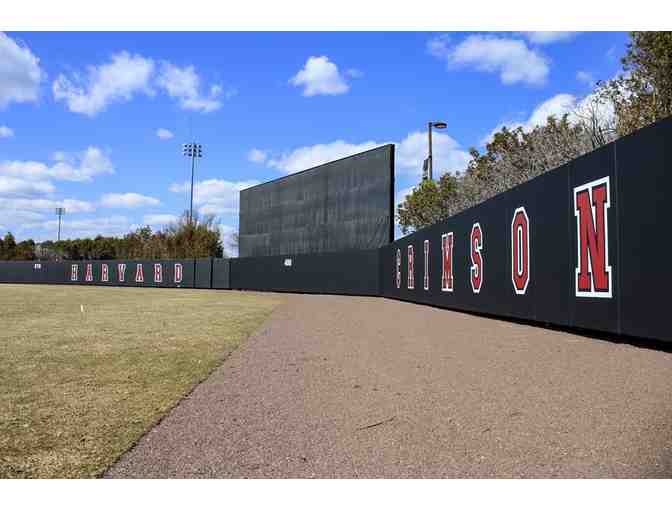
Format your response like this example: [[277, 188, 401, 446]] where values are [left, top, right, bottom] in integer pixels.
[[229, 249, 380, 296], [380, 116, 672, 343], [0, 118, 671, 343], [212, 258, 231, 289], [0, 259, 201, 288]]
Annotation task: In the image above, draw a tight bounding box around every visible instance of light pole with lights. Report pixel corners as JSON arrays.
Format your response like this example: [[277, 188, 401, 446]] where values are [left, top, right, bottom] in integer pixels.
[[55, 207, 65, 241], [426, 121, 447, 181], [182, 143, 203, 225]]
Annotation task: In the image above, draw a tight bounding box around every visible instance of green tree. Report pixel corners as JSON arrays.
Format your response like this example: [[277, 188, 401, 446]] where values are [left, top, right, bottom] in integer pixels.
[[397, 174, 459, 235], [397, 116, 596, 233], [163, 212, 224, 259], [597, 31, 672, 136], [1, 232, 17, 260]]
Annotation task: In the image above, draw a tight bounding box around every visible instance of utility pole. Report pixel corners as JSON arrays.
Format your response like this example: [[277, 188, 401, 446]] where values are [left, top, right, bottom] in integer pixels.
[[55, 207, 65, 241], [182, 143, 203, 225]]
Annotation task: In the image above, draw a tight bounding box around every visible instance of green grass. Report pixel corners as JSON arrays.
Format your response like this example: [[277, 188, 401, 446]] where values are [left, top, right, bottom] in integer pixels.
[[0, 284, 281, 478]]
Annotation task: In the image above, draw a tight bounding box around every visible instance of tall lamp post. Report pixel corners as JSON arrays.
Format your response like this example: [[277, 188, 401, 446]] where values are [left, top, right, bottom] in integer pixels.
[[182, 143, 203, 225], [55, 207, 65, 241], [426, 121, 447, 181]]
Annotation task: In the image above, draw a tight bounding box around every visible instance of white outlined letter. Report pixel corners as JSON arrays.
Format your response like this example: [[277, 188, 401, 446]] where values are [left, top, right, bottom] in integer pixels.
[[441, 232, 454, 292], [470, 223, 483, 294], [511, 207, 530, 295], [407, 245, 415, 290], [574, 176, 612, 298]]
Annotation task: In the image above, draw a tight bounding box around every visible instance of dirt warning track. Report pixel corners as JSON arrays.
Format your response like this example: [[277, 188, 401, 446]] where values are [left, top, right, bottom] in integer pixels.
[[106, 294, 672, 478]]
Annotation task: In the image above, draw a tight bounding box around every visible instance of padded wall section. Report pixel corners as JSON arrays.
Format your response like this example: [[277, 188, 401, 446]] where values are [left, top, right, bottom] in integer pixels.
[[230, 249, 380, 296], [66, 259, 195, 288], [212, 258, 230, 289], [616, 117, 672, 341], [380, 117, 672, 343], [194, 258, 213, 289]]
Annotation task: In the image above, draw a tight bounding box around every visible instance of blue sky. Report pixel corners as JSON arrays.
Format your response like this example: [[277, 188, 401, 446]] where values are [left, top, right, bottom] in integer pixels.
[[0, 31, 628, 254]]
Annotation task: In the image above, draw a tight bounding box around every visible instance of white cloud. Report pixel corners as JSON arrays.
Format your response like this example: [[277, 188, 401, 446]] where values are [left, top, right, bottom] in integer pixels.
[[0, 125, 14, 138], [51, 51, 230, 116], [289, 56, 350, 96], [0, 146, 114, 202], [268, 140, 379, 174], [266, 131, 470, 178], [49, 146, 115, 182], [480, 91, 615, 145], [0, 197, 95, 214], [576, 70, 594, 86], [156, 62, 222, 113], [427, 34, 452, 58], [143, 214, 178, 226], [522, 32, 578, 45], [0, 176, 55, 194], [481, 93, 578, 144], [429, 34, 549, 86], [24, 215, 132, 239], [169, 178, 259, 216], [1, 208, 45, 224], [156, 128, 174, 140], [53, 51, 155, 116], [526, 93, 579, 129], [247, 148, 268, 163], [1, 197, 100, 239], [0, 32, 43, 108], [396, 131, 470, 177], [100, 192, 160, 209]]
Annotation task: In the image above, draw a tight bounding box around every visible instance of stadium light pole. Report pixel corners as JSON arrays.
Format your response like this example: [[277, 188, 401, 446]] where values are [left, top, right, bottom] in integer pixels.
[[55, 207, 65, 241], [426, 121, 447, 181], [182, 143, 203, 225]]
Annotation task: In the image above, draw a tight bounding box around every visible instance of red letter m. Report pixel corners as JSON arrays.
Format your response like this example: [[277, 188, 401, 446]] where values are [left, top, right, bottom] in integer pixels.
[[574, 176, 612, 298]]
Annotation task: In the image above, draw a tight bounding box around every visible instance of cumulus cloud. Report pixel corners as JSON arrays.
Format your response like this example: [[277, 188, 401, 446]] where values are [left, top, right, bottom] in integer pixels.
[[24, 215, 132, 239], [266, 131, 470, 178], [289, 56, 350, 96], [268, 140, 379, 174], [480, 92, 615, 145], [156, 128, 174, 140], [100, 192, 160, 209], [53, 51, 155, 116], [169, 178, 259, 216], [429, 34, 549, 86], [395, 131, 470, 177], [52, 52, 229, 116], [0, 125, 14, 138], [522, 32, 578, 45], [0, 176, 55, 194], [0, 197, 95, 214], [0, 146, 114, 205], [247, 148, 268, 163], [156, 62, 223, 113], [49, 147, 115, 181], [0, 32, 43, 108], [143, 214, 178, 226]]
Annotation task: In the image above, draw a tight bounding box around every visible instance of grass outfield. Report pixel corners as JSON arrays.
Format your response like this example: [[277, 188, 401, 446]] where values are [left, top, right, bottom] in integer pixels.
[[0, 284, 281, 478]]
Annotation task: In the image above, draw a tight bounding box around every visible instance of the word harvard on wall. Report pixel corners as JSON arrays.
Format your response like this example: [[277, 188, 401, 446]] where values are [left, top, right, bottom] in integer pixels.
[[70, 262, 184, 284]]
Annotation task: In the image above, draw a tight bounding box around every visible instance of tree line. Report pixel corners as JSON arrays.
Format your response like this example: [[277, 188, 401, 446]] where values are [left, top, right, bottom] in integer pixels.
[[1, 212, 227, 261], [398, 31, 672, 234]]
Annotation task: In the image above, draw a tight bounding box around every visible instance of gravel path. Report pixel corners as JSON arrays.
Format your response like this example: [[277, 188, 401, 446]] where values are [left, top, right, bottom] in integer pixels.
[[106, 293, 672, 478]]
